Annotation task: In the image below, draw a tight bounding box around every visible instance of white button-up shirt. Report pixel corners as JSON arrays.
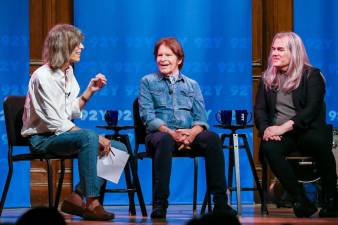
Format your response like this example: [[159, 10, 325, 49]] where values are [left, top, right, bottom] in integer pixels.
[[21, 64, 82, 136]]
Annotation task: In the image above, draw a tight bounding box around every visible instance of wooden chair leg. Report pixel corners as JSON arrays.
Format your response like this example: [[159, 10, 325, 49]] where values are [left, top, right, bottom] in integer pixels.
[[54, 159, 65, 208], [46, 160, 54, 208]]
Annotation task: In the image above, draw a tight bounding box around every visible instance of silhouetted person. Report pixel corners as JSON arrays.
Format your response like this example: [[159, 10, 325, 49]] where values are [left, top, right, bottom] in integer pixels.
[[16, 206, 66, 225]]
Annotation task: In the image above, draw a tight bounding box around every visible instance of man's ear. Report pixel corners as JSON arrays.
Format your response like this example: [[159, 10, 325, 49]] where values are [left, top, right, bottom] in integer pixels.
[[178, 58, 183, 66]]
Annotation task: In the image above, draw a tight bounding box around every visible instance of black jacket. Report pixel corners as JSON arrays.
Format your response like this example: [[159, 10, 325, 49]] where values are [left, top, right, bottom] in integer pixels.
[[254, 66, 327, 136]]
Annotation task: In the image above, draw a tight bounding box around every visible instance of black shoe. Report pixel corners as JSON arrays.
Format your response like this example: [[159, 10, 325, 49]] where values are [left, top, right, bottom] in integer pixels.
[[293, 195, 317, 218], [213, 204, 237, 216], [150, 207, 167, 219], [151, 198, 168, 219], [319, 195, 338, 217]]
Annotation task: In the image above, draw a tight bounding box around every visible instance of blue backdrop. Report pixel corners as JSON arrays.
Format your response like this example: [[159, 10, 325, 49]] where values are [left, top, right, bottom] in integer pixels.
[[73, 0, 253, 205], [3, 0, 337, 209], [0, 0, 29, 207], [294, 0, 338, 127]]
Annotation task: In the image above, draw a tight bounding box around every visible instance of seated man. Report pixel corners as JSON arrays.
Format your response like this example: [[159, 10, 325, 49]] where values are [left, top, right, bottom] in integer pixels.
[[139, 37, 236, 219]]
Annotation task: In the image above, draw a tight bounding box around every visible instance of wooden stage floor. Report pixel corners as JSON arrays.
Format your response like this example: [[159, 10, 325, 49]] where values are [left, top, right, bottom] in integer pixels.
[[0, 204, 337, 225]]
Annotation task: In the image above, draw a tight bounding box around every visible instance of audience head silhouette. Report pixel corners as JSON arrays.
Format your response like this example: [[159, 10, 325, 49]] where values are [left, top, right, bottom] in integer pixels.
[[15, 206, 66, 225]]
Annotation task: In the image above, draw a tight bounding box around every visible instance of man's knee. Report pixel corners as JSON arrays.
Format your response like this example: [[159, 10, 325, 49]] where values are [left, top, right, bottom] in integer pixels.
[[260, 141, 282, 158], [198, 131, 221, 145], [260, 141, 271, 156], [151, 132, 175, 145]]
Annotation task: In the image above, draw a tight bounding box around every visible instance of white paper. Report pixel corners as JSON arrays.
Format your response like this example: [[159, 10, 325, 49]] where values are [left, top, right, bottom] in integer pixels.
[[97, 146, 130, 184]]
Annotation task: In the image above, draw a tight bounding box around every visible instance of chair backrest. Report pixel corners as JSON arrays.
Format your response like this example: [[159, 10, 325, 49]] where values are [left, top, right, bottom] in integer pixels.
[[133, 98, 147, 145], [3, 96, 29, 146]]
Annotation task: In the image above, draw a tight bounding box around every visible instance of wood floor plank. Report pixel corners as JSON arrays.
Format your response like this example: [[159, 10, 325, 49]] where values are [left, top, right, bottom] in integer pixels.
[[0, 205, 337, 225]]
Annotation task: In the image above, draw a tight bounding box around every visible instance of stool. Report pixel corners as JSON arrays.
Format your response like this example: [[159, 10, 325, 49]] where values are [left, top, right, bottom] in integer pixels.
[[96, 125, 147, 217], [261, 151, 321, 210], [215, 124, 264, 215]]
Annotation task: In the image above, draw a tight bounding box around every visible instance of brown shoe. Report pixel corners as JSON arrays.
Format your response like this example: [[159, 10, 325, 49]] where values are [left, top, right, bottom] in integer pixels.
[[61, 200, 85, 217], [82, 205, 115, 221]]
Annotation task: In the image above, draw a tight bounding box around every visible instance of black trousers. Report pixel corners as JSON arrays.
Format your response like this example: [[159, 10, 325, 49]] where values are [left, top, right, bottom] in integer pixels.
[[145, 130, 227, 205], [260, 126, 337, 199]]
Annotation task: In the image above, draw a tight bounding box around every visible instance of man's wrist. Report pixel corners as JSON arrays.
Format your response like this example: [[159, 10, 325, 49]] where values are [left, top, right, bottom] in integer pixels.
[[192, 125, 203, 135], [159, 125, 172, 134], [166, 127, 174, 134]]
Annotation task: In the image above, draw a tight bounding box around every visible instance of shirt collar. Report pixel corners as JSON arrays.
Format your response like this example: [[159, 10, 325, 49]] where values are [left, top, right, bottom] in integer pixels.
[[157, 71, 184, 82], [52, 65, 72, 81]]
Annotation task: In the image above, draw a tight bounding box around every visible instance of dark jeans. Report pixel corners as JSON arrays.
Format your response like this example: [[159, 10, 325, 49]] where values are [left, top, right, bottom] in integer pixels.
[[145, 130, 228, 206], [260, 127, 337, 200]]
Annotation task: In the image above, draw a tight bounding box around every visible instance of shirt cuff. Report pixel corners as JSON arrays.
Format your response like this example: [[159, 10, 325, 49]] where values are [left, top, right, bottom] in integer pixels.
[[148, 118, 167, 132], [192, 121, 209, 130]]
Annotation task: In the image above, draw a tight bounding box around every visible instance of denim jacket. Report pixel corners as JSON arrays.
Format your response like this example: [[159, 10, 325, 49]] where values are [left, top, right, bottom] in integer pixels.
[[139, 72, 209, 133]]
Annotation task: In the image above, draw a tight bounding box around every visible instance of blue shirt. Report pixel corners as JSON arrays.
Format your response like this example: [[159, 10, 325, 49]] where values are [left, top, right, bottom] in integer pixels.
[[139, 72, 209, 133]]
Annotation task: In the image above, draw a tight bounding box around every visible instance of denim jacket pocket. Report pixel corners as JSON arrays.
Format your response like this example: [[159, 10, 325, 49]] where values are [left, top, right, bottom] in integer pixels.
[[150, 89, 167, 107], [178, 90, 194, 109]]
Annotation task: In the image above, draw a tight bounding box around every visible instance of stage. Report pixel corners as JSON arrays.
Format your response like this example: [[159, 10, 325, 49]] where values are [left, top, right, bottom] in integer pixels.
[[0, 204, 337, 225]]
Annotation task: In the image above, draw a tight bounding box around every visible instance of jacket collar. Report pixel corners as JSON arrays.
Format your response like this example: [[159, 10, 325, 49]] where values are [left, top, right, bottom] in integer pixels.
[[156, 71, 185, 82]]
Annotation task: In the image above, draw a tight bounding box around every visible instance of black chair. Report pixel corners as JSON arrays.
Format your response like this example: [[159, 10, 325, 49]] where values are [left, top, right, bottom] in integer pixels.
[[132, 98, 212, 215], [97, 125, 147, 217], [261, 124, 333, 211], [0, 96, 77, 216]]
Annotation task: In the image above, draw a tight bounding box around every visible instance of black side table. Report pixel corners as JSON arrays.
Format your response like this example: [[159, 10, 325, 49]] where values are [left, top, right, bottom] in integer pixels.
[[214, 124, 265, 215], [96, 125, 147, 217]]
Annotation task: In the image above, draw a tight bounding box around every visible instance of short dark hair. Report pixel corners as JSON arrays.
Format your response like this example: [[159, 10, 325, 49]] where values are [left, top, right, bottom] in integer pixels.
[[153, 37, 184, 69]]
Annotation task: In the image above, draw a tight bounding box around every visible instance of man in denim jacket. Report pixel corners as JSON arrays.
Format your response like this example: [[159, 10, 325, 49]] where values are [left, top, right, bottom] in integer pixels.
[[139, 37, 236, 219]]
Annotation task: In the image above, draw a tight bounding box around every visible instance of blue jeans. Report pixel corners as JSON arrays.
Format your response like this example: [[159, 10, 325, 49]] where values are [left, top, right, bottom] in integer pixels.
[[29, 129, 127, 197]]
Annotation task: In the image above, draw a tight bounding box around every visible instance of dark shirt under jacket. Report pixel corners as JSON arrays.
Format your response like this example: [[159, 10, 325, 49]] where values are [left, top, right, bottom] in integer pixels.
[[254, 66, 327, 136]]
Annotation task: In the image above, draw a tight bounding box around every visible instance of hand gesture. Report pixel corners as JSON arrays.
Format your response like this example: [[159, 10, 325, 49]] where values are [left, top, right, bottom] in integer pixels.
[[175, 129, 193, 150], [88, 73, 107, 93], [263, 126, 283, 141]]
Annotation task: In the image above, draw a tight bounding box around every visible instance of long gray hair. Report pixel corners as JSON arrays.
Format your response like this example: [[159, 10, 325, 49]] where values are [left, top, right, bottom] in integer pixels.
[[42, 24, 83, 70], [263, 32, 311, 92]]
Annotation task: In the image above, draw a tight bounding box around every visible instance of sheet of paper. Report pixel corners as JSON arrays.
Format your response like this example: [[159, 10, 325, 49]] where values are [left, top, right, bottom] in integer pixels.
[[97, 146, 130, 184]]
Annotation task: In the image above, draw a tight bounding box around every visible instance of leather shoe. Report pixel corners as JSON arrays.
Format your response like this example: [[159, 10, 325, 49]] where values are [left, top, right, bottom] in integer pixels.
[[61, 200, 85, 217], [293, 195, 317, 218], [82, 205, 115, 221], [150, 207, 167, 219]]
